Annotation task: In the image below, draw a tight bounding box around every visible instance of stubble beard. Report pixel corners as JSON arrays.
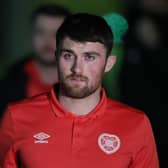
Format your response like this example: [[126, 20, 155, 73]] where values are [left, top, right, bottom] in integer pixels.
[[59, 73, 104, 99], [35, 51, 57, 67]]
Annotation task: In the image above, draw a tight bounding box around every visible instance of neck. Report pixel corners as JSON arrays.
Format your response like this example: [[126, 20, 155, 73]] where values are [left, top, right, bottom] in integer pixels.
[[35, 61, 58, 85], [58, 88, 101, 116]]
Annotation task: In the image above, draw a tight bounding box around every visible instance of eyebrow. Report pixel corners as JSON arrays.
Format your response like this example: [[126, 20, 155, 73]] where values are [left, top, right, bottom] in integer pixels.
[[60, 49, 100, 56], [60, 49, 74, 54], [84, 52, 101, 56]]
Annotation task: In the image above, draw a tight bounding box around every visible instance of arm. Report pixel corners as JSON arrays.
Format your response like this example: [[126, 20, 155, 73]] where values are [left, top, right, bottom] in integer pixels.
[[0, 108, 15, 167], [130, 115, 159, 168], [2, 146, 17, 168]]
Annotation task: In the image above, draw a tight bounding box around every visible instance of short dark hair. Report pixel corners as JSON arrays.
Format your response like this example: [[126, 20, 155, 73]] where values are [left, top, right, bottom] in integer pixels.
[[56, 13, 113, 56], [31, 4, 71, 23]]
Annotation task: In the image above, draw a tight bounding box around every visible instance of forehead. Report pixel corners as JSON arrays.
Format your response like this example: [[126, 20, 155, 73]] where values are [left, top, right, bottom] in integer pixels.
[[34, 14, 64, 30], [61, 37, 107, 54]]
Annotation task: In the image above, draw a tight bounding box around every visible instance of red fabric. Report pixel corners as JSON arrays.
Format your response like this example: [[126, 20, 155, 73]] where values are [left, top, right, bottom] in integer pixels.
[[24, 61, 52, 97], [0, 88, 159, 168]]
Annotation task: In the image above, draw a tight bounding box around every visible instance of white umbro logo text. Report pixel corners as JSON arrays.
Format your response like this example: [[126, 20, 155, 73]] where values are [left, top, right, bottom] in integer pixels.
[[33, 132, 50, 144]]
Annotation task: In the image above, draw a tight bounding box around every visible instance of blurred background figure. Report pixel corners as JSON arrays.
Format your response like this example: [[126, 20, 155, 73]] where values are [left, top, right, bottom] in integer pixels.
[[26, 4, 71, 97], [102, 13, 128, 100], [0, 4, 71, 113], [121, 0, 168, 166]]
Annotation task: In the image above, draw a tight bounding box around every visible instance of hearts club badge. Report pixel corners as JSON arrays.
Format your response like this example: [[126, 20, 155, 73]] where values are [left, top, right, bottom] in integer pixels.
[[98, 133, 121, 154]]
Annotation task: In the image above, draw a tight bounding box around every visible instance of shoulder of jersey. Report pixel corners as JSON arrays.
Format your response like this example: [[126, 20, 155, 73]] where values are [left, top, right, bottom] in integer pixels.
[[106, 98, 145, 116], [8, 92, 50, 111]]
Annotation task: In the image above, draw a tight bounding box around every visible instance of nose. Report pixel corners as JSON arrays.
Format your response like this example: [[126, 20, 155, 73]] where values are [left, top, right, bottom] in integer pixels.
[[71, 57, 83, 74]]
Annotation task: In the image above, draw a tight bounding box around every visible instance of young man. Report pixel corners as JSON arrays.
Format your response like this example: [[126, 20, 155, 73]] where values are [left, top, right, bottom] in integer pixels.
[[0, 13, 159, 168], [0, 4, 71, 113]]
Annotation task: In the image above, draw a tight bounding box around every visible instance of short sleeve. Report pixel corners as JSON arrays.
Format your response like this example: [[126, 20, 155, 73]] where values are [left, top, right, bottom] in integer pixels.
[[0, 108, 15, 167], [130, 114, 159, 168], [2, 146, 17, 168]]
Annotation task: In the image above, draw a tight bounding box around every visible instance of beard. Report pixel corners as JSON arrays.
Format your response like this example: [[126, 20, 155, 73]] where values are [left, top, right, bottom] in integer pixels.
[[59, 73, 103, 99], [35, 48, 57, 67], [35, 55, 57, 66]]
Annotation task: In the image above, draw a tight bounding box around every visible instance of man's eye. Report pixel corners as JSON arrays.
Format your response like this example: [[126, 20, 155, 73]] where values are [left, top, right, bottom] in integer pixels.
[[63, 53, 73, 60], [85, 55, 95, 61]]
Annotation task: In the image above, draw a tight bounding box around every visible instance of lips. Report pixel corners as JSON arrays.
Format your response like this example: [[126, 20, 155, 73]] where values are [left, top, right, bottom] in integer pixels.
[[68, 75, 87, 82], [70, 77, 85, 82]]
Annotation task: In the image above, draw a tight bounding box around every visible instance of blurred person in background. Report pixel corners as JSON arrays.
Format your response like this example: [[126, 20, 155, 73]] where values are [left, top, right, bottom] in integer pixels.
[[102, 13, 128, 100], [0, 4, 71, 114]]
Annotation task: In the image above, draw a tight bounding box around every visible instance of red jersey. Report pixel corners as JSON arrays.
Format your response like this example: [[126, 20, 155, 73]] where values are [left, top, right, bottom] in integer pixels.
[[24, 60, 52, 97], [0, 88, 159, 168]]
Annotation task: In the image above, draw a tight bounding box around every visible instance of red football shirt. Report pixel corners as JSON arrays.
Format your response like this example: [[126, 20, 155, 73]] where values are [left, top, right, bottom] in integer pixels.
[[0, 88, 159, 168], [25, 60, 52, 97]]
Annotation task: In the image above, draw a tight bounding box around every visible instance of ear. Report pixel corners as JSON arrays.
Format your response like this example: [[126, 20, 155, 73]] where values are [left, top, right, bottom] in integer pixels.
[[105, 55, 116, 73]]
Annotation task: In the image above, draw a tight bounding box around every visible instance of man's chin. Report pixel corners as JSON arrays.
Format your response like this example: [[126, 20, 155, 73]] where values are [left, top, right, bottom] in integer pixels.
[[66, 92, 88, 99], [62, 86, 96, 99]]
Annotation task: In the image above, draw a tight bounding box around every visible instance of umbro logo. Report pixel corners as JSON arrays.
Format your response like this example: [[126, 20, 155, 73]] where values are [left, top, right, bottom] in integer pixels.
[[33, 132, 51, 144]]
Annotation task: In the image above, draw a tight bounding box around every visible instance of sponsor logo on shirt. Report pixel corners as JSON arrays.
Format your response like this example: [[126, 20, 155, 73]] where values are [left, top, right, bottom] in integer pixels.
[[33, 132, 50, 144], [98, 133, 121, 154]]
